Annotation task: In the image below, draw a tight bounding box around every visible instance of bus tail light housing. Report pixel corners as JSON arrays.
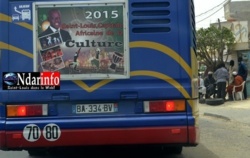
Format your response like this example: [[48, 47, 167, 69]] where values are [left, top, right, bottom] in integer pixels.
[[144, 100, 185, 113], [7, 104, 48, 117]]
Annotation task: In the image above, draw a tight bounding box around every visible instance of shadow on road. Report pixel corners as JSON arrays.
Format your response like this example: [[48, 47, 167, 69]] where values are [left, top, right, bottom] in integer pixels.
[[28, 144, 219, 158], [30, 145, 182, 158]]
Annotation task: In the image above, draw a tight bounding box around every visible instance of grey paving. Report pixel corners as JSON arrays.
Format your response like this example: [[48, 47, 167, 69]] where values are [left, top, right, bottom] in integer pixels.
[[198, 98, 250, 125]]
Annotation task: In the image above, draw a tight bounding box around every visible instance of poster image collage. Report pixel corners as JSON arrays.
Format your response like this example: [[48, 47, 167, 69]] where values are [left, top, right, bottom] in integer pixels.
[[38, 32, 65, 72]]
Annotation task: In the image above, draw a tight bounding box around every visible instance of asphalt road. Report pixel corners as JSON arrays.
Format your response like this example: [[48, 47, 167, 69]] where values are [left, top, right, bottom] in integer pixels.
[[1, 115, 250, 158]]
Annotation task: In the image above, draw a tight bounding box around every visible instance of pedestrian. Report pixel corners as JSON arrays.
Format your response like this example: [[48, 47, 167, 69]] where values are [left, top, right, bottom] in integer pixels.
[[198, 72, 206, 99], [228, 60, 236, 84], [204, 71, 216, 98], [226, 71, 244, 101], [237, 57, 248, 99], [213, 62, 229, 100]]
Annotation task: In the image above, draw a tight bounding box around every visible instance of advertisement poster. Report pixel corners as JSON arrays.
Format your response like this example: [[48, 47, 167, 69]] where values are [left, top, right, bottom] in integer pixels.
[[33, 1, 129, 80]]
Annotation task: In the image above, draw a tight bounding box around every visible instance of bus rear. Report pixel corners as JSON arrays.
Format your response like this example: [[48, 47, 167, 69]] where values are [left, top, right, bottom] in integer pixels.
[[0, 0, 199, 155]]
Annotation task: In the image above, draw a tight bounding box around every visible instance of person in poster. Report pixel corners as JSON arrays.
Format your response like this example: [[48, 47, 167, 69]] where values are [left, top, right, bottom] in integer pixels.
[[69, 47, 81, 72], [38, 8, 72, 42]]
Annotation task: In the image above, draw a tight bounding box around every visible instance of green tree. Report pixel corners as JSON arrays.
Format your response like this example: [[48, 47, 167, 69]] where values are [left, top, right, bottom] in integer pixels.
[[196, 25, 235, 74]]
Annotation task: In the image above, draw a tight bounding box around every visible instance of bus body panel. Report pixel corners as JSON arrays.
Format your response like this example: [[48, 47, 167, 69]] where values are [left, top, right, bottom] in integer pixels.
[[0, 0, 199, 151]]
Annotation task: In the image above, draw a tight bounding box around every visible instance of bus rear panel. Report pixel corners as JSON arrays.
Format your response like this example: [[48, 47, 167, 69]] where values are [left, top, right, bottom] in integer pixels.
[[0, 0, 199, 154]]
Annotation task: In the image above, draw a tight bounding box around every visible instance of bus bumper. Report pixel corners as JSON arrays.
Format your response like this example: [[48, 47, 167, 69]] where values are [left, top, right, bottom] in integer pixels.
[[0, 126, 198, 149]]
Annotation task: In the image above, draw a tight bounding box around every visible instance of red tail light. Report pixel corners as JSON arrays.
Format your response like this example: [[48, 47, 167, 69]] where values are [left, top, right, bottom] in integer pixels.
[[7, 104, 48, 117], [144, 100, 185, 113], [17, 106, 26, 116], [166, 101, 175, 111]]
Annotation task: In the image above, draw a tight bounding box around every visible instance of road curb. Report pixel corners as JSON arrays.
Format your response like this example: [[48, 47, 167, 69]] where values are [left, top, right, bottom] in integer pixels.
[[203, 112, 231, 121]]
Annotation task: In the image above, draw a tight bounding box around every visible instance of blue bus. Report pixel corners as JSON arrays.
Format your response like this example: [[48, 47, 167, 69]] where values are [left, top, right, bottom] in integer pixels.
[[0, 0, 199, 155]]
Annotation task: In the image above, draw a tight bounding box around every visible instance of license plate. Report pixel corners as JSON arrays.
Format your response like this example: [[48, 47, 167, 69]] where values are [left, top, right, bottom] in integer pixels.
[[74, 103, 117, 114]]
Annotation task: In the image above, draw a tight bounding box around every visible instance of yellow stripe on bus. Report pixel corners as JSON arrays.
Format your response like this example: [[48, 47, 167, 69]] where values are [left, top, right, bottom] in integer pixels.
[[0, 13, 33, 30], [0, 42, 33, 58], [130, 41, 192, 79], [0, 13, 11, 22], [0, 41, 191, 98], [73, 70, 190, 99]]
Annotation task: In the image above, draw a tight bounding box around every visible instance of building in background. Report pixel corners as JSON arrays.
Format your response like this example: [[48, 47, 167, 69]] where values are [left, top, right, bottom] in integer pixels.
[[210, 0, 250, 97]]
